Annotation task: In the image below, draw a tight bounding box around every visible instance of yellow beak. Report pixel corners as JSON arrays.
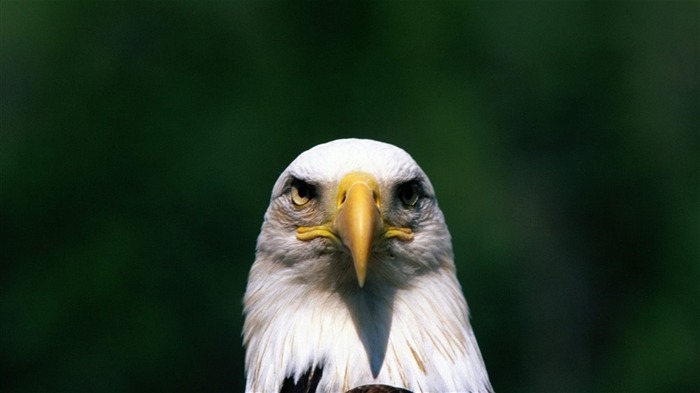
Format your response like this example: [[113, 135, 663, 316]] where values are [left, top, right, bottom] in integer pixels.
[[295, 172, 414, 288], [334, 172, 382, 288]]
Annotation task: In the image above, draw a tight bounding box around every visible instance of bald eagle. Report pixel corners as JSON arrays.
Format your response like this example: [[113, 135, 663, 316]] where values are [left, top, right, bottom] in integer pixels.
[[243, 139, 492, 392]]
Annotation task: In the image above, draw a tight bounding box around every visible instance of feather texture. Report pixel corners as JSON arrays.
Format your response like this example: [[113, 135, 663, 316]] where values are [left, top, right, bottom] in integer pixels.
[[243, 139, 493, 392]]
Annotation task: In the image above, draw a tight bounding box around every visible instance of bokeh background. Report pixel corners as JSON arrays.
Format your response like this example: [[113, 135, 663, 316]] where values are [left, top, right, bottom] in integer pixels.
[[2, 1, 698, 392]]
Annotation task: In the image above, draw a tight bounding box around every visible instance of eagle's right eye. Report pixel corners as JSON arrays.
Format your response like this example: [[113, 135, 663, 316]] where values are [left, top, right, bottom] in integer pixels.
[[290, 179, 315, 207]]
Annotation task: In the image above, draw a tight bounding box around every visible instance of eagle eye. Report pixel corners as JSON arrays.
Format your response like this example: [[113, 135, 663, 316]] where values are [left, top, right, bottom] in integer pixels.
[[290, 179, 315, 207], [397, 181, 420, 207]]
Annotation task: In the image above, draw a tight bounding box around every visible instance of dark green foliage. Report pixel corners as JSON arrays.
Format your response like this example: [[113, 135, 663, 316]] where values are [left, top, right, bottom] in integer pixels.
[[1, 2, 698, 392]]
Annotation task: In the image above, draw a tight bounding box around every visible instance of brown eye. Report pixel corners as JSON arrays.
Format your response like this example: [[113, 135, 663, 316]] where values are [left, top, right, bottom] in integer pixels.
[[398, 182, 419, 206], [290, 179, 314, 207]]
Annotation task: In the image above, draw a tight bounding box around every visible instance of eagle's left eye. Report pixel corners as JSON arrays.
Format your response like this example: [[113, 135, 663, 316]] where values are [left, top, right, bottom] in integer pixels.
[[290, 179, 315, 207], [397, 181, 420, 206]]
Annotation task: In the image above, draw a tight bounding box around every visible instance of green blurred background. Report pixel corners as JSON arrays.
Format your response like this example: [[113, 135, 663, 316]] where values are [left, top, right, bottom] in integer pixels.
[[2, 1, 698, 392]]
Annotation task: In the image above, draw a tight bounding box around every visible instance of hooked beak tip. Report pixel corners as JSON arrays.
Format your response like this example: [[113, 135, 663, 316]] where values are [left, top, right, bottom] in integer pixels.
[[334, 172, 382, 289]]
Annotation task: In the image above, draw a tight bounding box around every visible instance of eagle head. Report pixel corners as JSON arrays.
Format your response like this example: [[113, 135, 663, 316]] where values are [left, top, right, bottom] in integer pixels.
[[243, 139, 492, 393]]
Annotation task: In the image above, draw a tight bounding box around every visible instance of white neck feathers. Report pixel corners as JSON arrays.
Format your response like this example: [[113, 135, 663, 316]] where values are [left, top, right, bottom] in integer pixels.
[[243, 266, 492, 392]]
